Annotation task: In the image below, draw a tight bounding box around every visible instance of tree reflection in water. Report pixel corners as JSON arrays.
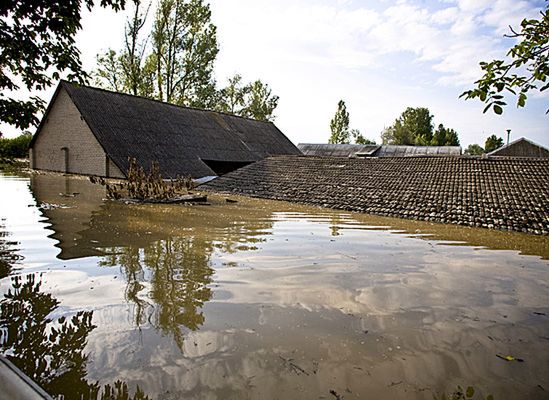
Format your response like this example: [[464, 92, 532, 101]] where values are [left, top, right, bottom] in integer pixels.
[[102, 235, 214, 349], [0, 274, 150, 400], [0, 221, 21, 279]]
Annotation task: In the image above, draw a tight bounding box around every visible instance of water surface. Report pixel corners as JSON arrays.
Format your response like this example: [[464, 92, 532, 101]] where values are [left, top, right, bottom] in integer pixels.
[[0, 173, 548, 400]]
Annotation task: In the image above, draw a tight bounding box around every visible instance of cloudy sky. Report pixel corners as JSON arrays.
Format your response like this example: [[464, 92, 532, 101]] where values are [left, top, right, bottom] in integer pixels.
[[6, 0, 548, 148]]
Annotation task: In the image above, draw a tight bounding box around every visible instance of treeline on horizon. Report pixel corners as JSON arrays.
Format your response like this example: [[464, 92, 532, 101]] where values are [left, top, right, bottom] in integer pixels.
[[327, 101, 505, 154]]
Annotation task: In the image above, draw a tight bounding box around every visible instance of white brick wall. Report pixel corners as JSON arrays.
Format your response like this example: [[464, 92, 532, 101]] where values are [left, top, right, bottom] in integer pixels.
[[32, 87, 125, 178]]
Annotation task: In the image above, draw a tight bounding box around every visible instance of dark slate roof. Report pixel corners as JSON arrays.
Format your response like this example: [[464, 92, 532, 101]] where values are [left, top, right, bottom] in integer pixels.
[[297, 143, 461, 157], [33, 81, 301, 178], [488, 137, 549, 158], [202, 155, 549, 235]]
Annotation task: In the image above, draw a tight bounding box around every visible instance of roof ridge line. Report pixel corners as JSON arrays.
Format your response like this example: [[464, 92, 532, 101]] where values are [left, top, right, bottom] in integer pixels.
[[60, 80, 275, 125]]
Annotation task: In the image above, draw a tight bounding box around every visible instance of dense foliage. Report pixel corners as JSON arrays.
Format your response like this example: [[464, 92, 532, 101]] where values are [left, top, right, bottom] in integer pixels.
[[464, 144, 485, 155], [381, 107, 460, 146], [461, 5, 549, 114], [0, 132, 32, 158], [0, 0, 126, 130], [95, 1, 279, 121], [484, 135, 504, 153]]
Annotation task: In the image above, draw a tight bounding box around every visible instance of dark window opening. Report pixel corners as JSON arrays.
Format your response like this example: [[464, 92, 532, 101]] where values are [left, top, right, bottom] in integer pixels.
[[201, 159, 251, 176]]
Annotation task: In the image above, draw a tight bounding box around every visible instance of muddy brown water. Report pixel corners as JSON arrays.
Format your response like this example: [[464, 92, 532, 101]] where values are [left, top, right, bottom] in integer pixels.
[[0, 173, 548, 400]]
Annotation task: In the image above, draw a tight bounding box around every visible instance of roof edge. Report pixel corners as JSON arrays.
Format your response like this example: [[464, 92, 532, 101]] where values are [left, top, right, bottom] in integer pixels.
[[29, 82, 64, 148], [487, 136, 549, 155], [59, 79, 280, 126]]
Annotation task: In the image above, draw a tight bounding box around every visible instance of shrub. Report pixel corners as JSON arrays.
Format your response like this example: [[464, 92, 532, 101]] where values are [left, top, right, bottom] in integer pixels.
[[0, 132, 32, 158]]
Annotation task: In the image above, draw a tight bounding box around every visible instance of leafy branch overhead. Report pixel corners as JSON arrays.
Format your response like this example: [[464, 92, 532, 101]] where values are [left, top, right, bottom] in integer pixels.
[[0, 0, 127, 129], [461, 6, 549, 114]]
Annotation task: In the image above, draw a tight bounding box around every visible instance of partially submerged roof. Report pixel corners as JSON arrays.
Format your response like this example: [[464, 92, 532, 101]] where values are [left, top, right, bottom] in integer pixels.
[[487, 137, 549, 158], [202, 155, 549, 235], [297, 143, 461, 157], [32, 81, 301, 178]]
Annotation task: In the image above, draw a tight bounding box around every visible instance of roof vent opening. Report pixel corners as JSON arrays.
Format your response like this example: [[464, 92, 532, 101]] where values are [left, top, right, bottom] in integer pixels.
[[201, 159, 251, 176]]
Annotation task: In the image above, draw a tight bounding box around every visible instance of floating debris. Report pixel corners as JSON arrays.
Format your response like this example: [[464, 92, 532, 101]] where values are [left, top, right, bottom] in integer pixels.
[[496, 354, 524, 362]]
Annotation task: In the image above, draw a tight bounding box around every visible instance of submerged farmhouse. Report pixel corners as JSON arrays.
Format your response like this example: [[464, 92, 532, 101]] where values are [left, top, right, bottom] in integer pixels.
[[30, 81, 301, 178]]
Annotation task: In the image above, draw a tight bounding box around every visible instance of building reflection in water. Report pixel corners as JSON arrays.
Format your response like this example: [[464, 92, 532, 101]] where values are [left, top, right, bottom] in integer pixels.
[[29, 174, 274, 346]]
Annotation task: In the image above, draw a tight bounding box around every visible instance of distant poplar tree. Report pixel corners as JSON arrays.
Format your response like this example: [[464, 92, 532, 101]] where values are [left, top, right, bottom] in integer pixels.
[[329, 100, 351, 144]]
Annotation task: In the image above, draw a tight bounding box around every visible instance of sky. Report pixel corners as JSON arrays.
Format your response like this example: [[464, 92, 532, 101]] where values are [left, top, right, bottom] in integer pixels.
[[3, 0, 548, 148]]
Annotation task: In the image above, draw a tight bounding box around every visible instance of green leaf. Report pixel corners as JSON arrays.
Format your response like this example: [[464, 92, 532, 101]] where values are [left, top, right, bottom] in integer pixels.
[[493, 105, 503, 115], [518, 93, 527, 107]]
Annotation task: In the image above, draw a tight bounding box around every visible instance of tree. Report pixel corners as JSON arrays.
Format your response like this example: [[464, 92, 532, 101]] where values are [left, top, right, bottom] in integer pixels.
[[464, 144, 485, 155], [381, 107, 434, 145], [0, 0, 126, 130], [432, 124, 460, 146], [381, 121, 413, 145], [329, 100, 350, 144], [215, 75, 279, 121], [484, 135, 504, 152], [460, 6, 549, 114], [121, 0, 152, 96], [152, 0, 218, 106], [0, 131, 32, 158], [382, 107, 461, 146], [216, 74, 249, 115], [241, 80, 279, 122], [351, 129, 376, 145]]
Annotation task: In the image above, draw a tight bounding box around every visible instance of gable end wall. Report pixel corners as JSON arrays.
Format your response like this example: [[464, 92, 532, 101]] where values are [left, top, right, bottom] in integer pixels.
[[31, 87, 124, 178]]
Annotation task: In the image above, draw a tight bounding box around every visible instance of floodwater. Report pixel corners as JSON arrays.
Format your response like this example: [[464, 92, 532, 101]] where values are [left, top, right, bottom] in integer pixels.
[[0, 173, 548, 400]]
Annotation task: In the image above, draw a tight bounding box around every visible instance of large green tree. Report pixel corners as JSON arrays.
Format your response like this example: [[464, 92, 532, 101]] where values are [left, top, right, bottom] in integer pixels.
[[461, 5, 549, 114], [152, 0, 218, 106], [382, 107, 434, 145], [0, 0, 126, 130], [432, 124, 460, 146], [329, 100, 350, 144]]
